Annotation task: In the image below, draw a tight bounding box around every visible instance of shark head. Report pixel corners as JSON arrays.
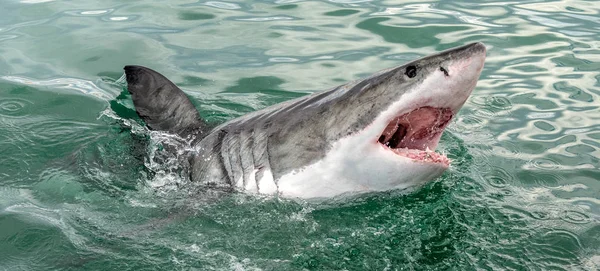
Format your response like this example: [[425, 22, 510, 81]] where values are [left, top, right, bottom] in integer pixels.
[[270, 42, 487, 198]]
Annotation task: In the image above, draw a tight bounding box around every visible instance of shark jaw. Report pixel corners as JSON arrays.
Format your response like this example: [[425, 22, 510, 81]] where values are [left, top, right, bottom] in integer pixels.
[[377, 106, 453, 167], [276, 43, 486, 199]]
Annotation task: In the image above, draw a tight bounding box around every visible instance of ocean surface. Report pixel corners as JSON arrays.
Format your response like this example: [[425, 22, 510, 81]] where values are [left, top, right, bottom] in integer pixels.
[[1, 0, 599, 270]]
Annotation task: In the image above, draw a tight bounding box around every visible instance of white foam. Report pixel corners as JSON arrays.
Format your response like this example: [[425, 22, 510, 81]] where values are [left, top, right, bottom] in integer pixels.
[[257, 169, 277, 194]]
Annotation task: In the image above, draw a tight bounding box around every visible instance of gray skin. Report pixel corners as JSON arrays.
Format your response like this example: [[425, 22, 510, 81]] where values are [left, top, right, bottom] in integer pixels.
[[124, 42, 486, 192]]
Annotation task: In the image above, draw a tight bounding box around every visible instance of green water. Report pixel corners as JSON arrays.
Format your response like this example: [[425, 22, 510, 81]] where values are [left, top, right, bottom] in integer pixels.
[[1, 0, 599, 270]]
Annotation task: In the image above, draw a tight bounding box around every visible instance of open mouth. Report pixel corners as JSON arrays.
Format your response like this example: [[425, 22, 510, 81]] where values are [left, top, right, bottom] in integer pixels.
[[377, 106, 453, 166]]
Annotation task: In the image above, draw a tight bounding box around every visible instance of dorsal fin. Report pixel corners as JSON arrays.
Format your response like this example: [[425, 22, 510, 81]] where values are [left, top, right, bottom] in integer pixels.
[[124, 65, 206, 138]]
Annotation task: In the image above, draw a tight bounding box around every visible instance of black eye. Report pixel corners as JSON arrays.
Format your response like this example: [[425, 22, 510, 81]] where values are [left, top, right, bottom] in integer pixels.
[[440, 66, 449, 76], [405, 65, 417, 78]]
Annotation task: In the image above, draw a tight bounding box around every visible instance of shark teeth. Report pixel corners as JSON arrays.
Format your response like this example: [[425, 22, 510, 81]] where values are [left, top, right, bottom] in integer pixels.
[[390, 147, 450, 166]]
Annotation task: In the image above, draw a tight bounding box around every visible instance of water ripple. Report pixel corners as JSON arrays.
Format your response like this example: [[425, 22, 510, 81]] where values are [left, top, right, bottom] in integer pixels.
[[1, 76, 116, 101], [484, 167, 513, 188], [561, 210, 591, 224], [0, 98, 33, 118], [5, 119, 103, 151]]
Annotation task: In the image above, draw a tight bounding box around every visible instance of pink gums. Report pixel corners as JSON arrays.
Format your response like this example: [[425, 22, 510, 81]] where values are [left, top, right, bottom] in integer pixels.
[[377, 107, 453, 166]]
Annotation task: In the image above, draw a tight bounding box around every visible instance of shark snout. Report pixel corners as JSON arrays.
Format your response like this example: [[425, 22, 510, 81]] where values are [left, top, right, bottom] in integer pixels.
[[454, 42, 486, 75], [446, 43, 486, 77], [437, 43, 486, 111]]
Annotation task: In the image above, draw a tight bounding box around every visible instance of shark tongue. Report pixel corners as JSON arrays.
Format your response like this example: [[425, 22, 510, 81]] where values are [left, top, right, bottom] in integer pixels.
[[377, 106, 453, 165]]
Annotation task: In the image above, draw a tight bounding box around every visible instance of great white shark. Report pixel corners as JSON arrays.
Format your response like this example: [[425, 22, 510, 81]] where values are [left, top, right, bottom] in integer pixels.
[[123, 42, 486, 198]]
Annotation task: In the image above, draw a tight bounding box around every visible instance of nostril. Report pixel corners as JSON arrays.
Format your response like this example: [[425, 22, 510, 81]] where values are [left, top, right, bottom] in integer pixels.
[[440, 66, 449, 76]]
